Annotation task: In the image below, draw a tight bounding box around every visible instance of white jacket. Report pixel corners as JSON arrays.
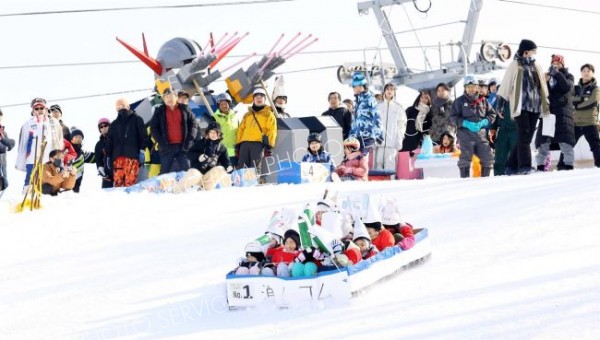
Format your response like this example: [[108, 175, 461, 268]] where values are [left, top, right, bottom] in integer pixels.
[[15, 115, 63, 171], [373, 99, 407, 171]]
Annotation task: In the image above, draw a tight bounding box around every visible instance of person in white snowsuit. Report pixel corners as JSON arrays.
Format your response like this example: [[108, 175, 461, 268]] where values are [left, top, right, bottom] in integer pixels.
[[373, 83, 407, 171]]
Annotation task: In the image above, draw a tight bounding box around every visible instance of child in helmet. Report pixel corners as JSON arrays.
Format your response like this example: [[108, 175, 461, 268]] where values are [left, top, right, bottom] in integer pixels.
[[189, 122, 232, 174], [335, 137, 369, 181], [235, 241, 272, 275], [301, 132, 336, 180]]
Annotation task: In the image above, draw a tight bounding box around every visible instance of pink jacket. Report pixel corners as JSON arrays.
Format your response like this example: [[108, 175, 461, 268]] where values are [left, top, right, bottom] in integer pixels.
[[336, 151, 368, 181]]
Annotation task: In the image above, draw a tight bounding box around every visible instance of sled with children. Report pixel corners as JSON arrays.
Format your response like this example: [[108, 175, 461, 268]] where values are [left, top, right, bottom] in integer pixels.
[[225, 192, 432, 309]]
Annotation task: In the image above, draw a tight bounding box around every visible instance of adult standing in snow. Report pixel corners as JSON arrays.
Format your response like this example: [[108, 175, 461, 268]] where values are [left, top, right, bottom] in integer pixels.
[[450, 74, 496, 178], [489, 90, 517, 176], [16, 97, 64, 192], [535, 54, 575, 171], [150, 86, 198, 174], [322, 92, 353, 140], [401, 90, 431, 153], [236, 87, 277, 175], [496, 39, 550, 175], [106, 98, 147, 187], [349, 72, 384, 155], [373, 83, 406, 171], [428, 82, 454, 144], [94, 118, 113, 188], [0, 109, 16, 191], [557, 63, 600, 168], [213, 93, 240, 167]]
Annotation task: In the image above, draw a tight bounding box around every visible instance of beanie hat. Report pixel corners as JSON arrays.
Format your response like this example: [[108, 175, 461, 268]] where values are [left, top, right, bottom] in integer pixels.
[[283, 230, 301, 250], [517, 39, 537, 55], [551, 54, 565, 67], [205, 121, 221, 135], [97, 118, 110, 127], [244, 241, 265, 262], [71, 129, 84, 140], [50, 104, 62, 115]]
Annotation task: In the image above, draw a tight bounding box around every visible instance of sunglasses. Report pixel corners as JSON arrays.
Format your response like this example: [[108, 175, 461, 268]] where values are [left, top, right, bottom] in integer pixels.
[[33, 107, 46, 111], [98, 124, 109, 128]]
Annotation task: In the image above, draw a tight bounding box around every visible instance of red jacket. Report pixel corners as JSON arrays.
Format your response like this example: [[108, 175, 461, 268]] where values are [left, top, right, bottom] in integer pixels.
[[371, 228, 395, 252], [63, 139, 77, 164], [266, 246, 299, 265], [336, 151, 368, 181], [385, 222, 416, 250]]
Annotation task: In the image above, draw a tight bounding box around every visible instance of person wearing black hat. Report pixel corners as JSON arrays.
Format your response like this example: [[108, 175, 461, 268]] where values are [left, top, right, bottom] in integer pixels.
[[176, 90, 190, 105], [301, 132, 336, 180], [69, 128, 95, 193], [497, 39, 551, 175], [188, 121, 231, 174], [50, 104, 71, 141], [150, 85, 199, 174]]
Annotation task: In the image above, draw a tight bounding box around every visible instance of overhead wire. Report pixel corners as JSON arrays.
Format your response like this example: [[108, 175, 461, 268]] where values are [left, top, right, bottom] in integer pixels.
[[0, 0, 295, 17], [495, 0, 600, 15]]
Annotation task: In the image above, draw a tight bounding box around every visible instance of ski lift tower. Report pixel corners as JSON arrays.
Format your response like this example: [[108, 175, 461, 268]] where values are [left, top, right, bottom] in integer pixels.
[[338, 0, 511, 91]]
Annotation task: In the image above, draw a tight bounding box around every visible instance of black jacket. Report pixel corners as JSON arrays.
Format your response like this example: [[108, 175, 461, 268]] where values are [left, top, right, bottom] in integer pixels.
[[106, 110, 147, 159], [536, 68, 576, 147], [188, 137, 230, 174], [322, 107, 353, 139], [401, 106, 429, 152], [150, 104, 198, 151]]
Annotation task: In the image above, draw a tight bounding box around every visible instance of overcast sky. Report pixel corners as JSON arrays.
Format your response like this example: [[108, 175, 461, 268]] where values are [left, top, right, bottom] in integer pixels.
[[1, 0, 598, 143]]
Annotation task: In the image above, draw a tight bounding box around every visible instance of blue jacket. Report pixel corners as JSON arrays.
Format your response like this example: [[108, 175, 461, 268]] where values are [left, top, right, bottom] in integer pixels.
[[350, 91, 384, 141], [301, 149, 336, 174]]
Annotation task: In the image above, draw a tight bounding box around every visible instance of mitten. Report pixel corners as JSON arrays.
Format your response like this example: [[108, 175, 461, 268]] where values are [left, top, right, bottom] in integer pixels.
[[199, 154, 208, 162], [489, 129, 497, 143]]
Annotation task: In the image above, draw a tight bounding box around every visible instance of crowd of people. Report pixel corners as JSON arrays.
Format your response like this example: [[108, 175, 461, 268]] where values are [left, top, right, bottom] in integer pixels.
[[0, 38, 598, 195]]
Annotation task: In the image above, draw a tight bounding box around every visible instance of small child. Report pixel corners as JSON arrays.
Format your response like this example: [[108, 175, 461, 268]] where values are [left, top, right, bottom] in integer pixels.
[[364, 220, 395, 252], [266, 229, 301, 277], [301, 132, 336, 180], [235, 241, 271, 275], [381, 198, 415, 250], [433, 131, 458, 154], [335, 137, 368, 181]]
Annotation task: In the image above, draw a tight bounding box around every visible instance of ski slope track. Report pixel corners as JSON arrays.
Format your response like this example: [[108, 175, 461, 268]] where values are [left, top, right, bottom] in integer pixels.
[[1, 169, 599, 339]]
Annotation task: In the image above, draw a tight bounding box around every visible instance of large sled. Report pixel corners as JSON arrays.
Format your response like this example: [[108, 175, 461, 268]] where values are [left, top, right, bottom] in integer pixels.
[[225, 228, 432, 309]]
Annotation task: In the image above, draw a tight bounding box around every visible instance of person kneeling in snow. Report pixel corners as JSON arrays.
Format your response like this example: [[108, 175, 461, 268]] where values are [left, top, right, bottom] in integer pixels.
[[42, 149, 77, 196], [189, 122, 232, 174], [381, 198, 415, 250], [235, 241, 271, 276], [266, 230, 301, 277]]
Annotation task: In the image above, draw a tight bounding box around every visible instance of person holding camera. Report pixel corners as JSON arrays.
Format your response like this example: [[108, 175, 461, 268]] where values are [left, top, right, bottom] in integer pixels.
[[41, 149, 77, 195], [189, 122, 231, 174], [235, 87, 277, 174]]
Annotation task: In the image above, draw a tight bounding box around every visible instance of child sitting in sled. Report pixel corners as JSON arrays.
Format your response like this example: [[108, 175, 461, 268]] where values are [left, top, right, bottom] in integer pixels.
[[344, 217, 378, 264], [381, 197, 415, 250], [265, 229, 301, 277], [235, 241, 273, 276]]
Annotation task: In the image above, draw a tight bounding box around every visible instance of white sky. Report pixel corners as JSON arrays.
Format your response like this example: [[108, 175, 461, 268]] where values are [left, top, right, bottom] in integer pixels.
[[0, 0, 598, 148]]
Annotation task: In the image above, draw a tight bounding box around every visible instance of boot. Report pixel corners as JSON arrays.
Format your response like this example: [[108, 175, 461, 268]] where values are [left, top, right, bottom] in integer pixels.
[[481, 167, 492, 177], [536, 165, 545, 172], [564, 165, 574, 170], [459, 167, 470, 178]]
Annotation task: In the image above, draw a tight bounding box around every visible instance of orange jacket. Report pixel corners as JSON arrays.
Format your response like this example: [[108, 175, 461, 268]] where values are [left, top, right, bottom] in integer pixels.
[[371, 228, 395, 252]]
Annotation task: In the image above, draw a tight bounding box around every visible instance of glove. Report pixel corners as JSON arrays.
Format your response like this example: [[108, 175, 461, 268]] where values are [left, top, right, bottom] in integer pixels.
[[336, 166, 346, 176], [98, 166, 106, 177], [313, 248, 325, 261], [462, 120, 479, 133], [198, 154, 208, 162], [226, 165, 233, 173], [138, 150, 145, 165], [330, 239, 343, 255], [548, 65, 558, 76], [489, 129, 497, 143], [478, 118, 489, 129], [264, 149, 272, 157]]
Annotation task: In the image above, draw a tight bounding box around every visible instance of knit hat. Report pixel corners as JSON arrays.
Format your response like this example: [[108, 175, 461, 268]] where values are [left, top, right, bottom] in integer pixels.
[[283, 230, 300, 250], [50, 104, 62, 114], [517, 39, 537, 55], [244, 241, 265, 262], [97, 118, 110, 127], [71, 129, 84, 140], [551, 54, 565, 67], [205, 121, 221, 135]]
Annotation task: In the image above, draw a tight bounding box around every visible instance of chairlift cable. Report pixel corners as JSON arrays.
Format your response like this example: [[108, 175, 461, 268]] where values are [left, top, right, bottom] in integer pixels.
[[0, 0, 296, 17], [402, 2, 433, 70], [496, 0, 600, 15]]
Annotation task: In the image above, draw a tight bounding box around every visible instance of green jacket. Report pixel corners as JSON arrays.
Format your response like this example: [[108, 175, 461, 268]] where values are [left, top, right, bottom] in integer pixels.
[[573, 78, 599, 127], [213, 109, 240, 157]]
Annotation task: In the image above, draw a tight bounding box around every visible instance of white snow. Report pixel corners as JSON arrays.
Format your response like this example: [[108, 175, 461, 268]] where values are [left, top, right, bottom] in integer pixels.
[[1, 168, 599, 339]]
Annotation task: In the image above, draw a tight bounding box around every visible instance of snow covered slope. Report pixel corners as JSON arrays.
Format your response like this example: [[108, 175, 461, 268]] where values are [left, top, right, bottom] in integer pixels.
[[1, 169, 599, 339]]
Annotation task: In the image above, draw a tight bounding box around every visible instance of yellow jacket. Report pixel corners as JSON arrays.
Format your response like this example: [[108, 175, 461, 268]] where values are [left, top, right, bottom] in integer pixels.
[[236, 105, 277, 148]]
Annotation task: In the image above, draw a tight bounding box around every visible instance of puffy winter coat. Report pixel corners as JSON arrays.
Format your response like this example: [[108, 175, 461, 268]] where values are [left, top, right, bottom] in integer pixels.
[[150, 104, 198, 151], [573, 78, 599, 127], [237, 105, 277, 148], [16, 115, 63, 171], [428, 97, 454, 143], [301, 149, 336, 174], [188, 137, 230, 174], [371, 228, 395, 252], [266, 246, 299, 265], [322, 107, 353, 139], [107, 110, 147, 160], [450, 93, 496, 128], [0, 131, 15, 169], [401, 104, 430, 152], [373, 98, 407, 170], [536, 68, 575, 147], [336, 151, 368, 181], [213, 109, 240, 157], [350, 90, 384, 141]]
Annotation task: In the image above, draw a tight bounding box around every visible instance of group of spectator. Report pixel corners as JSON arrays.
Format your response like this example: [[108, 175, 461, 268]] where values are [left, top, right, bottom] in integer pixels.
[[1, 38, 598, 195]]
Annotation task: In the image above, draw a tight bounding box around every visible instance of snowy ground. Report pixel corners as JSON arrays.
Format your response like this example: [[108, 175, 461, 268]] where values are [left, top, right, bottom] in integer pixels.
[[1, 168, 599, 339]]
